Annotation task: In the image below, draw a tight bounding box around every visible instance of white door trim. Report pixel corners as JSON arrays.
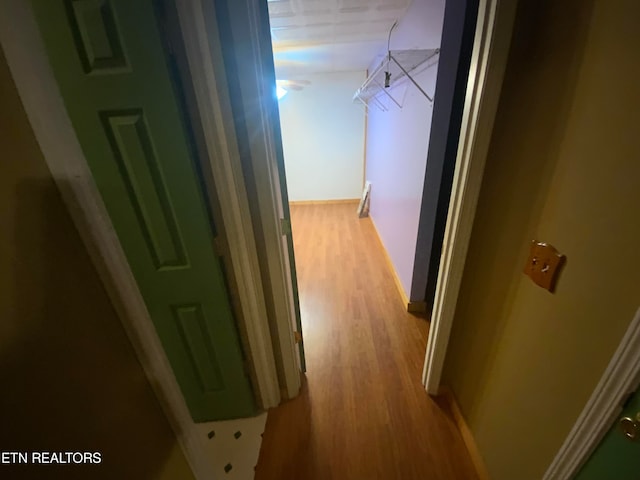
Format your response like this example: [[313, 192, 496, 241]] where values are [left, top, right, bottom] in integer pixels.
[[174, 0, 281, 409], [212, 0, 302, 398], [543, 307, 640, 479], [422, 0, 518, 394]]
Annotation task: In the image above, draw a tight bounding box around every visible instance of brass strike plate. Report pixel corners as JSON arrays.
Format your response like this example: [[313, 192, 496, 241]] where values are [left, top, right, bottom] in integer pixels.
[[523, 241, 566, 292]]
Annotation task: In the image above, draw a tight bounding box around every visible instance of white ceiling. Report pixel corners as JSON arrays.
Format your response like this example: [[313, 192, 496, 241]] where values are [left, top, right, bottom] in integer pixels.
[[268, 0, 411, 78]]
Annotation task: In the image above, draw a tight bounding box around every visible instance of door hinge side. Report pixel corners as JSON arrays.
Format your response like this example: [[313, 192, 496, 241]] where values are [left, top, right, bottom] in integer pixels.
[[280, 218, 291, 236], [154, 1, 176, 56], [213, 236, 224, 257], [242, 358, 252, 377], [294, 331, 302, 344]]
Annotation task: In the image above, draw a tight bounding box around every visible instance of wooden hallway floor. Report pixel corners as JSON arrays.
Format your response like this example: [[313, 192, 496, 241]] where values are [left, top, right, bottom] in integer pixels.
[[254, 203, 478, 480]]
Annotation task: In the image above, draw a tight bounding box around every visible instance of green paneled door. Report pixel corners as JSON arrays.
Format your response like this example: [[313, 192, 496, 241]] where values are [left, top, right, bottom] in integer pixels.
[[576, 389, 640, 479], [31, 0, 255, 421]]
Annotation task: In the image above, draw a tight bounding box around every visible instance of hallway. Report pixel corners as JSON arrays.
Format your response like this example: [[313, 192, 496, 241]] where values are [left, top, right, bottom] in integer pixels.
[[254, 203, 477, 479]]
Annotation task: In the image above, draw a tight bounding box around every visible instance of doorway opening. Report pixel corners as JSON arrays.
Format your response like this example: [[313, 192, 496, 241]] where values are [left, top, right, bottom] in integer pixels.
[[253, 0, 483, 476], [266, 0, 477, 377]]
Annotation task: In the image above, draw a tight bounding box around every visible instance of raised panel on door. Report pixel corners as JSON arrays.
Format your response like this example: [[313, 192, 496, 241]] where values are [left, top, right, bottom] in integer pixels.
[[31, 0, 256, 421]]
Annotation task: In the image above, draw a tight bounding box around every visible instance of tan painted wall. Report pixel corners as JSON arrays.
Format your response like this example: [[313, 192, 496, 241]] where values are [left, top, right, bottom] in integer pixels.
[[442, 0, 640, 478], [0, 49, 195, 479]]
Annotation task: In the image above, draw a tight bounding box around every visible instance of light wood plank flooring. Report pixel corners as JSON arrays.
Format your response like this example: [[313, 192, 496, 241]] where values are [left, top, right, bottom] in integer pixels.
[[254, 203, 477, 479]]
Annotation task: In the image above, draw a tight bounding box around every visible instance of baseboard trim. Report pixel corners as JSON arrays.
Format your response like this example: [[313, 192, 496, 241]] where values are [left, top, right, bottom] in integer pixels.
[[439, 386, 490, 480], [289, 199, 360, 205], [408, 301, 428, 314], [369, 216, 410, 309]]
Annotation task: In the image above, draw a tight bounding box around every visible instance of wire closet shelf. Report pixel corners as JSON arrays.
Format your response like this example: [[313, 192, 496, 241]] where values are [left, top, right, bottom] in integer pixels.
[[353, 48, 440, 111]]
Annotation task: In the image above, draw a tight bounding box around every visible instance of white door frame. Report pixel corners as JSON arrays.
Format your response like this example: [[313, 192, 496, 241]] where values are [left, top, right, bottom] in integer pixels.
[[422, 0, 518, 394], [0, 0, 281, 478], [210, 0, 303, 398], [212, 0, 523, 400], [543, 307, 640, 479]]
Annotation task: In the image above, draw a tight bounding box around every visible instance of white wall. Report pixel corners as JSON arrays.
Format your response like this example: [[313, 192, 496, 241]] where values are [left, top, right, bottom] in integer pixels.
[[278, 71, 366, 202], [365, 0, 446, 297]]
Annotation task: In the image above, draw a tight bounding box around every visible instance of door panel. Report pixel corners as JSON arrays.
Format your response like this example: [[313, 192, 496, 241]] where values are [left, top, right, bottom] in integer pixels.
[[214, 0, 306, 376], [32, 0, 255, 421], [275, 145, 306, 373], [257, 0, 306, 372], [576, 389, 640, 479]]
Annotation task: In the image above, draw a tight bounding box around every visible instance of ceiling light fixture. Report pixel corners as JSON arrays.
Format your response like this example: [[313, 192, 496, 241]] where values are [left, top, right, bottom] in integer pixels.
[[276, 85, 288, 100]]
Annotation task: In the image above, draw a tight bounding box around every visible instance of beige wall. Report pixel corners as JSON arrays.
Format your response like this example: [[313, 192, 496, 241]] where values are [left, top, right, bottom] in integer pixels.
[[0, 49, 194, 479], [442, 0, 640, 478]]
